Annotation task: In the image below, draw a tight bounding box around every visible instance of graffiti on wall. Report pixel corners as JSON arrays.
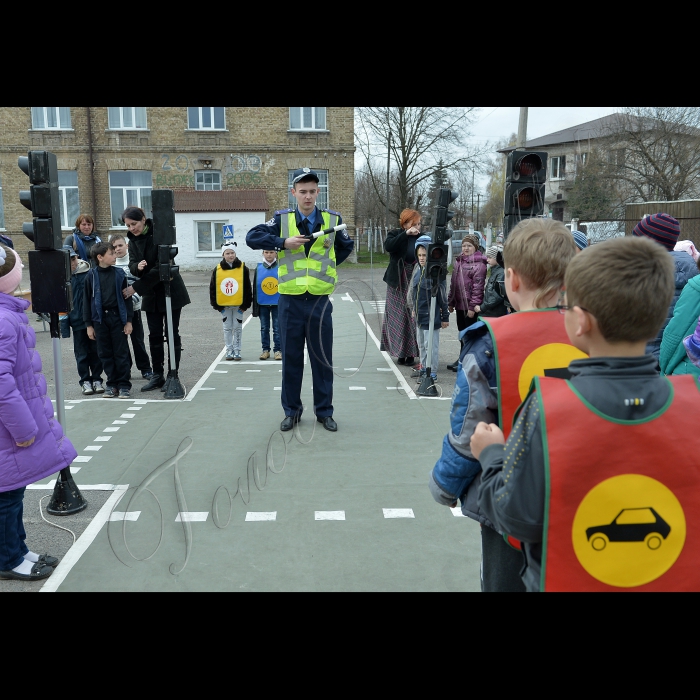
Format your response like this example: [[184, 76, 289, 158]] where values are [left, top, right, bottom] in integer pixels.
[[158, 154, 264, 188]]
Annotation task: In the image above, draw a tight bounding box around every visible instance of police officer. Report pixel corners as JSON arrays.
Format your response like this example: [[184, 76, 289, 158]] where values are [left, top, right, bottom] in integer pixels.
[[246, 168, 354, 432]]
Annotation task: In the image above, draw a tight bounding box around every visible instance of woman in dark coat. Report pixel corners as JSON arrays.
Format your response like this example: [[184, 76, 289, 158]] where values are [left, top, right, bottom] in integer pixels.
[[380, 208, 421, 366], [121, 206, 191, 391]]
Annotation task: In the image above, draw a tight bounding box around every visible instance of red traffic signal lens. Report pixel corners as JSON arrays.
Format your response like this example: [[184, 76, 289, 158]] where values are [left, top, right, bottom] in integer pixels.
[[430, 246, 445, 260], [516, 154, 543, 177], [516, 188, 535, 209]]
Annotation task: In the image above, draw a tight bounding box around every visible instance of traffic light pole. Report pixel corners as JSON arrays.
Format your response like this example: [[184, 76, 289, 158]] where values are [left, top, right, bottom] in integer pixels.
[[162, 277, 185, 399]]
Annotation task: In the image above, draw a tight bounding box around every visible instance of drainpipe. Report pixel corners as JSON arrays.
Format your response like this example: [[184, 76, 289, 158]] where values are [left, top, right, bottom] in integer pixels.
[[86, 106, 98, 222]]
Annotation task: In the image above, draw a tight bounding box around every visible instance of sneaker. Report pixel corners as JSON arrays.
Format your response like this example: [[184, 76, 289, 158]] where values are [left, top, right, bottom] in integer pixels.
[[274, 351, 282, 361], [142, 371, 154, 379], [233, 353, 242, 361], [104, 387, 119, 398], [225, 352, 235, 361], [118, 388, 131, 399], [92, 380, 105, 394], [260, 350, 270, 360], [431, 373, 438, 382], [81, 381, 94, 395]]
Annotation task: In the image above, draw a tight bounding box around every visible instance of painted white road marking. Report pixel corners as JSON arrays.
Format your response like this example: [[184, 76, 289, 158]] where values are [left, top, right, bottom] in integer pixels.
[[383, 508, 415, 519], [84, 446, 102, 451], [236, 387, 253, 391], [175, 512, 209, 522], [245, 512, 277, 521], [274, 387, 282, 390], [451, 508, 466, 517], [120, 414, 135, 418], [212, 370, 228, 373], [109, 511, 141, 522], [377, 368, 392, 372], [246, 369, 261, 372], [199, 387, 215, 391], [73, 456, 92, 463], [315, 511, 345, 521], [95, 436, 112, 441], [70, 467, 81, 474], [112, 420, 127, 424], [349, 387, 366, 391], [130, 407, 143, 410], [103, 427, 120, 432]]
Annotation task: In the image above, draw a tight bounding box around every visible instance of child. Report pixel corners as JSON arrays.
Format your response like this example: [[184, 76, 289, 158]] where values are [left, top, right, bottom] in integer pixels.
[[408, 235, 449, 382], [252, 250, 281, 360], [59, 246, 105, 395], [429, 218, 581, 592], [209, 242, 252, 361], [110, 234, 153, 380], [0, 244, 76, 581], [83, 242, 133, 398], [475, 246, 508, 319], [446, 234, 487, 371], [473, 236, 700, 592]]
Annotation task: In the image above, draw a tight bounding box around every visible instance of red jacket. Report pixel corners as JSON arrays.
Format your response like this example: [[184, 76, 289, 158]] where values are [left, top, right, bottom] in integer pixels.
[[448, 252, 487, 311]]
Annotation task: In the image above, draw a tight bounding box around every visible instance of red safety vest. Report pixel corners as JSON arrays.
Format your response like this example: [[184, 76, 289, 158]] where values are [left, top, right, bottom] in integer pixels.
[[483, 310, 587, 438], [538, 374, 700, 592]]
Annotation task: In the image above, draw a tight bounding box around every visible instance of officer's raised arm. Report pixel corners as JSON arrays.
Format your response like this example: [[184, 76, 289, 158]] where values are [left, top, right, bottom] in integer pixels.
[[246, 213, 286, 252]]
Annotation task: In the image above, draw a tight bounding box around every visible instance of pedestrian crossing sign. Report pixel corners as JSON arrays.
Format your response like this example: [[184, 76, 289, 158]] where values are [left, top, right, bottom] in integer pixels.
[[223, 224, 234, 240]]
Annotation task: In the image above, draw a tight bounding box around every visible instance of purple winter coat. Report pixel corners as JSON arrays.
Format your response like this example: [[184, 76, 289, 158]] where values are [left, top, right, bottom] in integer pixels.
[[448, 251, 487, 311], [0, 294, 77, 492]]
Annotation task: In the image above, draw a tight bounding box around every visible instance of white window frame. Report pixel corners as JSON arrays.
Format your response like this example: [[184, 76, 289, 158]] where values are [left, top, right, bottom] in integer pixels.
[[108, 107, 148, 130], [31, 107, 72, 130], [187, 107, 226, 130], [195, 220, 227, 256], [550, 156, 566, 180], [289, 107, 327, 131], [58, 171, 80, 230], [288, 169, 329, 211], [108, 171, 153, 228], [195, 170, 222, 191], [0, 173, 5, 230]]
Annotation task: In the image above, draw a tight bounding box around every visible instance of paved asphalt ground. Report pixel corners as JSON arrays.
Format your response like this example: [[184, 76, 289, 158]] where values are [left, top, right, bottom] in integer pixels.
[[8, 264, 482, 592]]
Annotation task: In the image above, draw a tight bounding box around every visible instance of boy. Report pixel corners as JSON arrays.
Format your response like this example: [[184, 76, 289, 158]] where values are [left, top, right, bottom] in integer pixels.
[[59, 246, 105, 395], [110, 234, 153, 380], [252, 250, 281, 360], [429, 218, 583, 592], [83, 242, 134, 398], [209, 241, 252, 361], [474, 245, 508, 319], [408, 235, 449, 382], [473, 236, 700, 592]]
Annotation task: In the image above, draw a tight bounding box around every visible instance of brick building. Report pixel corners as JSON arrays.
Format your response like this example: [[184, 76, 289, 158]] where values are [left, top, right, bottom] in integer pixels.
[[0, 107, 355, 269]]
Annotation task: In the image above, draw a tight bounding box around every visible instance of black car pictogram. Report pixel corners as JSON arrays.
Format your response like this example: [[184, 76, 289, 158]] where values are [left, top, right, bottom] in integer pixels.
[[586, 508, 671, 551]]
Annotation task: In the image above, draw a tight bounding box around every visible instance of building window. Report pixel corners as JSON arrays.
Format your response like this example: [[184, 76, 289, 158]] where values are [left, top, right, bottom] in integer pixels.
[[0, 174, 5, 229], [188, 107, 225, 130], [108, 107, 147, 130], [196, 221, 226, 253], [288, 169, 328, 211], [608, 148, 625, 167], [109, 171, 153, 227], [58, 171, 80, 230], [550, 156, 566, 180], [195, 171, 222, 191], [289, 107, 326, 131], [31, 107, 71, 130]]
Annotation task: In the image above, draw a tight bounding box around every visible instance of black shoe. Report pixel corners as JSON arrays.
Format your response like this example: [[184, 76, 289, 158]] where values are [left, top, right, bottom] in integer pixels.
[[0, 562, 54, 581], [397, 357, 406, 365], [37, 554, 59, 567], [404, 356, 414, 366], [447, 360, 459, 371], [141, 374, 165, 392], [142, 371, 154, 379], [280, 416, 298, 432], [317, 416, 338, 432]]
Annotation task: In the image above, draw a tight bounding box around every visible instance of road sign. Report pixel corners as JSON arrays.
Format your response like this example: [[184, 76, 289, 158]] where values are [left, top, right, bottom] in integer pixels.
[[223, 224, 234, 240]]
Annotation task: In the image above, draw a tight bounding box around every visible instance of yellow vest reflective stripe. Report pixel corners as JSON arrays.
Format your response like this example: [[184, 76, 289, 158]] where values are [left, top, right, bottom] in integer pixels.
[[215, 264, 244, 306], [278, 211, 338, 295]]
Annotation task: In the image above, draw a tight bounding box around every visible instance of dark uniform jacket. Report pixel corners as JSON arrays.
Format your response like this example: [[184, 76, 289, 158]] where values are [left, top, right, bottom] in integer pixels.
[[127, 220, 191, 313], [209, 258, 252, 312]]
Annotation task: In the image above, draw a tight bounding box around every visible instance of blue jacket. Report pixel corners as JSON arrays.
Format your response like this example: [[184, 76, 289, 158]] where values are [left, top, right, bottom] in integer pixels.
[[647, 250, 699, 359], [60, 259, 90, 338], [660, 275, 700, 378], [83, 266, 132, 326], [428, 320, 499, 529]]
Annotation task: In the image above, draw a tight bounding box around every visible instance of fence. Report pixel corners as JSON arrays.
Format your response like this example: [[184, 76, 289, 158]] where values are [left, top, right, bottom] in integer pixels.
[[356, 221, 390, 254]]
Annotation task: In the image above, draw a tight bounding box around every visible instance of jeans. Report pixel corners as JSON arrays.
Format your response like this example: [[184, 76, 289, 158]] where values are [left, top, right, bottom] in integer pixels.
[[93, 309, 132, 390], [259, 305, 280, 352], [417, 327, 440, 374], [128, 310, 152, 373], [0, 487, 28, 571], [72, 327, 103, 385], [221, 307, 243, 354]]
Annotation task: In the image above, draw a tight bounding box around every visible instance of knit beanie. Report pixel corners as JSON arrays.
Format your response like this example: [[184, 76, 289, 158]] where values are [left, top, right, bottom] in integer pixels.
[[415, 234, 431, 251], [632, 213, 681, 251], [221, 241, 237, 254], [571, 230, 588, 250], [0, 245, 23, 295], [683, 317, 700, 369], [485, 245, 500, 259], [462, 233, 481, 250]]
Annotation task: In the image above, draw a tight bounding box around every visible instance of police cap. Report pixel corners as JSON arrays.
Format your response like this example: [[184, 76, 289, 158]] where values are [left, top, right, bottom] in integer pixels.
[[291, 167, 320, 186]]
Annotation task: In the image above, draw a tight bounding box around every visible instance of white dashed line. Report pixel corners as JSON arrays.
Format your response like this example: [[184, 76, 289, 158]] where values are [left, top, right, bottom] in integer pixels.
[[103, 427, 120, 432], [245, 512, 277, 521], [199, 387, 215, 391], [315, 511, 345, 521], [84, 446, 102, 451], [383, 508, 415, 519], [120, 414, 135, 418], [94, 436, 111, 442], [70, 467, 81, 474], [109, 511, 141, 522], [175, 512, 209, 522], [236, 387, 253, 391], [451, 508, 466, 517], [112, 420, 127, 425], [274, 387, 282, 390], [349, 387, 366, 391], [246, 369, 261, 372], [73, 456, 92, 463], [212, 370, 228, 373]]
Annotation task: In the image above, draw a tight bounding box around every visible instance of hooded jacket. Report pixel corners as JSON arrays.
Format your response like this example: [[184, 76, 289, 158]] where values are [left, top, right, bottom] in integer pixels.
[[0, 293, 77, 492], [660, 275, 700, 378], [448, 251, 487, 311]]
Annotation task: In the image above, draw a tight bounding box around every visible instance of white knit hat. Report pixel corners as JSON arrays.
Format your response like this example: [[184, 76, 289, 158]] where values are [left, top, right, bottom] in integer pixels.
[[221, 241, 238, 253]]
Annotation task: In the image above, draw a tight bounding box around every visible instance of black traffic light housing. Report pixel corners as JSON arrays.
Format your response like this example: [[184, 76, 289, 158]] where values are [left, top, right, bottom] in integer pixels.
[[158, 245, 179, 282], [28, 249, 73, 314], [152, 189, 176, 246], [429, 187, 458, 279], [18, 151, 63, 250], [503, 150, 548, 238]]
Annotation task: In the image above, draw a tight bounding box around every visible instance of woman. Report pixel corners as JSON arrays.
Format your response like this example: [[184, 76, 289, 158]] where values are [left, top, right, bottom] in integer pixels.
[[446, 234, 487, 371], [64, 214, 102, 268], [476, 246, 508, 319], [121, 206, 191, 392], [0, 245, 75, 581], [380, 209, 421, 366]]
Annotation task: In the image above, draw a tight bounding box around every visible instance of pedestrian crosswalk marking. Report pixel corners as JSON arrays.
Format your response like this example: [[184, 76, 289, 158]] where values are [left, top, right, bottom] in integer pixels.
[[95, 436, 111, 441], [73, 456, 92, 463], [349, 387, 366, 390], [383, 509, 415, 519], [175, 512, 209, 522], [236, 387, 254, 391], [85, 446, 102, 451], [245, 512, 277, 521], [103, 427, 120, 432], [110, 511, 141, 522], [315, 511, 346, 520]]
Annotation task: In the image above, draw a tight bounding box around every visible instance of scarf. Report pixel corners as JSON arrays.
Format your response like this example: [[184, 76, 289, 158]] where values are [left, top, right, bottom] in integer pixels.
[[73, 229, 101, 261]]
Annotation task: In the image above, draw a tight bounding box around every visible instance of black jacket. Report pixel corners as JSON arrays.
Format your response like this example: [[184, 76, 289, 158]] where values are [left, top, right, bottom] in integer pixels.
[[209, 258, 252, 312], [383, 228, 417, 289], [128, 220, 191, 313], [480, 265, 508, 317]]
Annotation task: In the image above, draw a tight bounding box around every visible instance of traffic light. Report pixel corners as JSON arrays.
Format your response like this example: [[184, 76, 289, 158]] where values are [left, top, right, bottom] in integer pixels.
[[434, 187, 458, 236], [158, 245, 179, 282], [503, 150, 547, 238], [152, 189, 176, 246], [18, 151, 63, 250], [427, 242, 449, 279]]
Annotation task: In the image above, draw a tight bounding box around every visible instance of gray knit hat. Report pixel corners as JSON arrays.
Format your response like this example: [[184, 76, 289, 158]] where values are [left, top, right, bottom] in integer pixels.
[[485, 245, 500, 259]]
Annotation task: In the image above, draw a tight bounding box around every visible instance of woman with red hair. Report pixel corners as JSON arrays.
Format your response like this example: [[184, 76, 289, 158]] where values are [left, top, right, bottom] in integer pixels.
[[380, 209, 421, 366]]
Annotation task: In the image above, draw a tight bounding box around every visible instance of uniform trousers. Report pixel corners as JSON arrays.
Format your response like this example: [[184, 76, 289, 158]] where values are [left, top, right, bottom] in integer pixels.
[[278, 292, 333, 419]]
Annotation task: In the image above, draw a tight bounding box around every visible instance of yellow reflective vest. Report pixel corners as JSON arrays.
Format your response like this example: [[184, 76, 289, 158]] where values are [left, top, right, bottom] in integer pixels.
[[277, 210, 338, 295]]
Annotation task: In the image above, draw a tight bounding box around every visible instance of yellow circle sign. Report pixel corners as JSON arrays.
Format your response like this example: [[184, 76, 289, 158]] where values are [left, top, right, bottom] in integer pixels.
[[518, 343, 587, 400], [261, 276, 278, 295], [571, 474, 686, 588]]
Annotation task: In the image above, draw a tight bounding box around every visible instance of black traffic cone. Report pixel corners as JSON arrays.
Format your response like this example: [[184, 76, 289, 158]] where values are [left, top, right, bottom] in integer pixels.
[[46, 467, 88, 516]]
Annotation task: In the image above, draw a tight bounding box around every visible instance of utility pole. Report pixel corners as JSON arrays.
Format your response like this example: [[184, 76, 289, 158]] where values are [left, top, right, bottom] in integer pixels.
[[476, 193, 480, 231], [517, 107, 528, 148], [385, 131, 392, 228], [471, 167, 475, 223]]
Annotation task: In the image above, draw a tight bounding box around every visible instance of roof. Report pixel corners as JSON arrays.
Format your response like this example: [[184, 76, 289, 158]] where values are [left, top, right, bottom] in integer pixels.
[[172, 189, 269, 213]]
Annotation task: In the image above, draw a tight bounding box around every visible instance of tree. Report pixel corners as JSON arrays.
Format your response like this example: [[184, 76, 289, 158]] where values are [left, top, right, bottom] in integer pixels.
[[355, 107, 486, 223], [566, 148, 621, 220]]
